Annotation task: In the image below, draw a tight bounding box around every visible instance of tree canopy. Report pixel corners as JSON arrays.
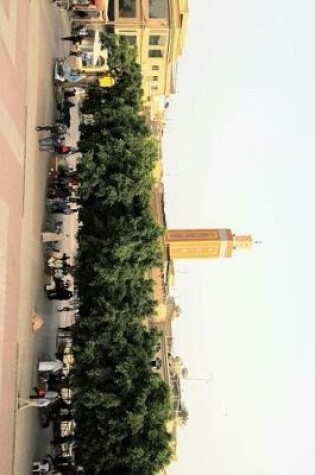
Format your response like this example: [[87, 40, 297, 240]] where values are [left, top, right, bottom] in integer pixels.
[[70, 35, 172, 475]]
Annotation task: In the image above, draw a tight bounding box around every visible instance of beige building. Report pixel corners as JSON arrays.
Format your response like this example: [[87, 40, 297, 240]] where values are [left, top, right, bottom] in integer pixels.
[[69, 0, 188, 129], [106, 0, 188, 121]]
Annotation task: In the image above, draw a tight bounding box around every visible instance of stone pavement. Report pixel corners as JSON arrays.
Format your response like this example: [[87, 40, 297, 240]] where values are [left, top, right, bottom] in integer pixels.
[[0, 1, 69, 473]]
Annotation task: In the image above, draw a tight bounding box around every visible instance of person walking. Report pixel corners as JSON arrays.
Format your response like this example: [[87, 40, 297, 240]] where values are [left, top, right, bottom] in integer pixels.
[[39, 143, 79, 154], [41, 232, 67, 243], [36, 123, 68, 133], [51, 203, 78, 215], [38, 136, 66, 146], [56, 145, 79, 155], [51, 252, 71, 261], [31, 387, 46, 398], [61, 35, 85, 45], [47, 289, 73, 300]]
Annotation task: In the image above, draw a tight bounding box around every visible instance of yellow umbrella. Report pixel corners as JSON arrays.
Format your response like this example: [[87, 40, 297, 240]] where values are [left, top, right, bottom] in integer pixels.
[[99, 75, 115, 88]]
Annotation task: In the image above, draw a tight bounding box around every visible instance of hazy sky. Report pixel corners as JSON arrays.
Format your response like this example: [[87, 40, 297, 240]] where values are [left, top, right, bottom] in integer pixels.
[[163, 1, 315, 474]]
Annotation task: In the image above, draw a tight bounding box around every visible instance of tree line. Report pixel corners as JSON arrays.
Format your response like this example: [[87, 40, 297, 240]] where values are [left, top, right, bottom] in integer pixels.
[[71, 35, 173, 475]]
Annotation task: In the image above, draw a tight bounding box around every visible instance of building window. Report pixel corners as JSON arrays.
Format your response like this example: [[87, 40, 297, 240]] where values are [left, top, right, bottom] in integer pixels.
[[149, 35, 166, 46], [152, 65, 159, 71], [149, 49, 163, 58], [119, 0, 136, 18], [151, 86, 158, 90], [120, 35, 137, 46], [149, 0, 167, 18], [107, 0, 115, 21], [153, 76, 158, 81], [81, 53, 106, 68]]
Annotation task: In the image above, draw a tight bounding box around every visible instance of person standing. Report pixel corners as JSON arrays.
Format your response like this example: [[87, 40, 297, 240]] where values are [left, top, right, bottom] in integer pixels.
[[41, 232, 67, 242]]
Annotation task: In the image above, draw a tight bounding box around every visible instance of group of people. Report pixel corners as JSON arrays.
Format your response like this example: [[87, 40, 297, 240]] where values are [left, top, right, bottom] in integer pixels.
[[38, 131, 78, 155], [38, 90, 82, 301], [30, 386, 60, 402], [39, 140, 79, 155], [47, 251, 73, 271], [46, 277, 74, 301], [37, 89, 82, 161], [50, 181, 80, 225], [45, 251, 77, 301], [47, 252, 72, 270], [30, 18, 86, 474], [48, 168, 80, 200], [50, 200, 80, 215]]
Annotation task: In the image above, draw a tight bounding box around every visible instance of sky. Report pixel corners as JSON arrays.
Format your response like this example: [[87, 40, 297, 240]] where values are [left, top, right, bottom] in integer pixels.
[[163, 1, 315, 474]]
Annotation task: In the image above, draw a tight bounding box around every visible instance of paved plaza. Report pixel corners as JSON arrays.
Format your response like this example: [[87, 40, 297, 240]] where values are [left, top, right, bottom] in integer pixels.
[[0, 1, 69, 473]]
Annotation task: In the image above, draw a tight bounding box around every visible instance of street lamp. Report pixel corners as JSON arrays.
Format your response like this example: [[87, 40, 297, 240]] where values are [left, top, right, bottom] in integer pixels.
[[181, 367, 212, 384]]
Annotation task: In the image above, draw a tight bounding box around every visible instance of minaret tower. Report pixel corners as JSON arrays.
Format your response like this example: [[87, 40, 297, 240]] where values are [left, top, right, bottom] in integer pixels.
[[165, 229, 253, 260]]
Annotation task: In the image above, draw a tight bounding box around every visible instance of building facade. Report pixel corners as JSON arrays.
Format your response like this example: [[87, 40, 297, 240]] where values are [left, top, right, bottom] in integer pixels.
[[107, 0, 188, 115], [166, 229, 253, 259], [69, 0, 188, 132]]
